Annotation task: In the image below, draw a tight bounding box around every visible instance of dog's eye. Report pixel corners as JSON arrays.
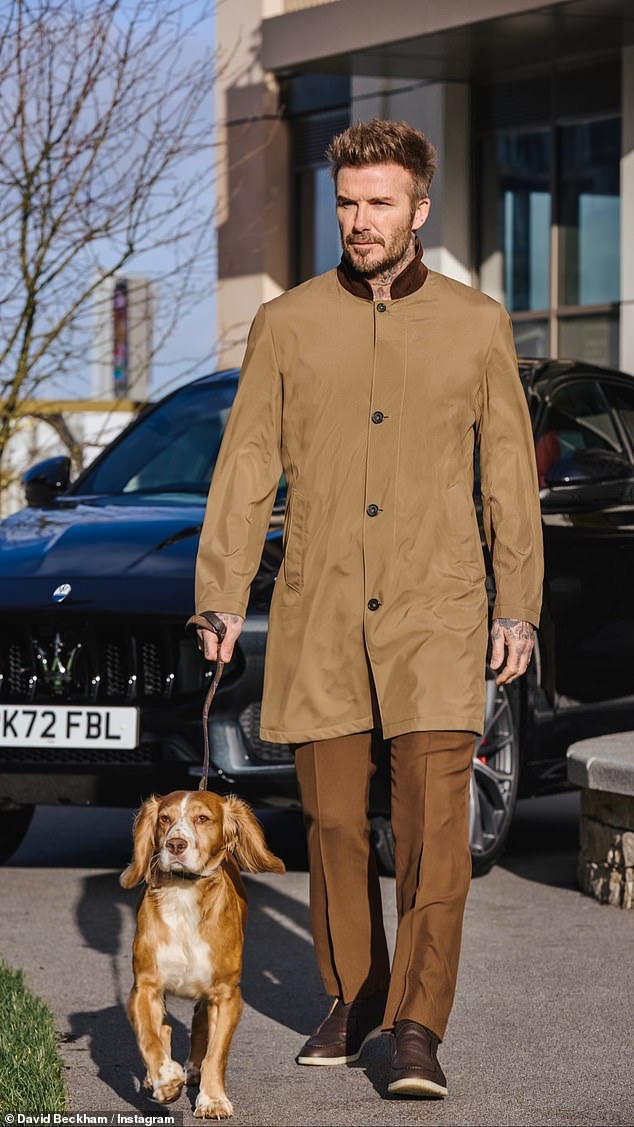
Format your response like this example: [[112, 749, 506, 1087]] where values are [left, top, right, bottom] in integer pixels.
[[195, 814, 210, 824], [158, 814, 171, 826]]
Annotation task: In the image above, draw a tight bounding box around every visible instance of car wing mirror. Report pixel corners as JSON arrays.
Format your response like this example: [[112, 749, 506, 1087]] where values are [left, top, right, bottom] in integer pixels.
[[544, 447, 634, 489], [22, 456, 71, 507]]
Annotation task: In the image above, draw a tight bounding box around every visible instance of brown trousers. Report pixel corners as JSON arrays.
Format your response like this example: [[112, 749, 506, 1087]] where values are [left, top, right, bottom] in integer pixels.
[[294, 729, 475, 1041]]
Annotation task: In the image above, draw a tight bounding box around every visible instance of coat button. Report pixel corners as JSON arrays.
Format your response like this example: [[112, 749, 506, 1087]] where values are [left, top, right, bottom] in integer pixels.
[[371, 411, 384, 424], [367, 598, 381, 611], [376, 302, 387, 312], [366, 503, 379, 517]]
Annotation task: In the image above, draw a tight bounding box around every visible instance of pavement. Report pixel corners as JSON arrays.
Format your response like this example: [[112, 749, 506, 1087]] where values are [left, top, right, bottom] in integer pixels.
[[1, 792, 633, 1127]]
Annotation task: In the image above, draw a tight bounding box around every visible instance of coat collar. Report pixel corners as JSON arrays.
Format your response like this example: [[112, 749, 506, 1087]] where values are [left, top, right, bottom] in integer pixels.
[[336, 236, 428, 301]]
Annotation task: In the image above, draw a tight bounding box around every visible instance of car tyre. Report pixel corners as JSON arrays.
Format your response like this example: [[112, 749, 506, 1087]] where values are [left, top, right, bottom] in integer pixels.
[[370, 671, 521, 879], [0, 804, 35, 864]]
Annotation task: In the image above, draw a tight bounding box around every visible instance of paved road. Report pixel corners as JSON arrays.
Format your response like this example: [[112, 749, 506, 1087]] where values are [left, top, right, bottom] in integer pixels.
[[2, 794, 633, 1127]]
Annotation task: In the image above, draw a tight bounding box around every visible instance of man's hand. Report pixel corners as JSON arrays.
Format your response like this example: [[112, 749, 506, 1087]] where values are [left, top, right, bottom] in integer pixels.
[[198, 612, 244, 662], [490, 618, 535, 684]]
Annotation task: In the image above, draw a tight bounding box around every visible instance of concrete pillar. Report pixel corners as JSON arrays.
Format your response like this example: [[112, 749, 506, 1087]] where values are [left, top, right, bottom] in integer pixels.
[[215, 1, 290, 368], [620, 44, 634, 374], [351, 78, 473, 285]]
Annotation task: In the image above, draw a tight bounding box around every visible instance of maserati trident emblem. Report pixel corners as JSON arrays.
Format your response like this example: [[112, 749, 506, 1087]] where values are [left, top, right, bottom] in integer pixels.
[[52, 583, 72, 603], [33, 632, 83, 695]]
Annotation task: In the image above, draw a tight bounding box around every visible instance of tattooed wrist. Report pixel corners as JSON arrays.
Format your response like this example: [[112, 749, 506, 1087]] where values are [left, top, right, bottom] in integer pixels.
[[214, 612, 243, 627], [492, 617, 534, 640]]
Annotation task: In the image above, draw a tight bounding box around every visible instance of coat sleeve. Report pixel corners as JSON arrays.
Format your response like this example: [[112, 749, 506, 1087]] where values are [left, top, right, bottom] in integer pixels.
[[476, 304, 544, 628], [193, 303, 283, 618]]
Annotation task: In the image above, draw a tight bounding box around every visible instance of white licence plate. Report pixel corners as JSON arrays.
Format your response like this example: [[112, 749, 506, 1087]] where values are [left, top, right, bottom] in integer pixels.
[[0, 705, 139, 749]]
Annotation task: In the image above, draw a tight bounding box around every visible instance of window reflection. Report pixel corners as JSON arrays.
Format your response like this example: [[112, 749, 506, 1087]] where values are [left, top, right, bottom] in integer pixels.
[[559, 314, 619, 368], [559, 119, 621, 306], [512, 319, 549, 358], [297, 165, 341, 280], [479, 109, 622, 363], [292, 100, 349, 283], [497, 132, 551, 312], [535, 380, 622, 486], [600, 382, 634, 448]]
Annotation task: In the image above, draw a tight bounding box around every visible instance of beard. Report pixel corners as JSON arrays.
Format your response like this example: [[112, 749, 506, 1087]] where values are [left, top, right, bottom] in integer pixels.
[[342, 214, 415, 277]]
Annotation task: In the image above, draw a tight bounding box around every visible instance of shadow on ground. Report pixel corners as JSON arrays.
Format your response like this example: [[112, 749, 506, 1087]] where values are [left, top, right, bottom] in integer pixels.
[[240, 876, 324, 1033], [498, 790, 580, 890], [66, 857, 324, 1109], [65, 1002, 189, 1114], [10, 789, 585, 1108]]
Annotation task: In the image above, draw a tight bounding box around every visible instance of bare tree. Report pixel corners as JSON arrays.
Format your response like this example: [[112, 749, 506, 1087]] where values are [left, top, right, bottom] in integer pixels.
[[0, 0, 217, 467]]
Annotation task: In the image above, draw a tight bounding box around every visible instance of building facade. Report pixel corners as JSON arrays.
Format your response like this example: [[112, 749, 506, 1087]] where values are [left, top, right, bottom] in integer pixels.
[[216, 0, 634, 373]]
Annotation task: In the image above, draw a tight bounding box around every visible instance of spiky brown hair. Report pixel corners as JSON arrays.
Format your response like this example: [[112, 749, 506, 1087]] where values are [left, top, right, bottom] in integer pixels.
[[326, 119, 437, 200]]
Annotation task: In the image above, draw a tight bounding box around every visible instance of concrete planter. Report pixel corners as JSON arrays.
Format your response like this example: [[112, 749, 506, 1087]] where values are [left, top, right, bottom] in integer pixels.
[[567, 733, 634, 910]]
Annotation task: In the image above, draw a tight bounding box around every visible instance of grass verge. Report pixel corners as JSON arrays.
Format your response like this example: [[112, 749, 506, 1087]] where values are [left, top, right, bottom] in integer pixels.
[[0, 959, 67, 1114]]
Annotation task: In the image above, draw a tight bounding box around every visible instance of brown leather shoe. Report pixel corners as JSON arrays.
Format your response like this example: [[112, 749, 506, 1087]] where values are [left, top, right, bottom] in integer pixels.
[[387, 1019, 448, 1098], [296, 993, 386, 1066]]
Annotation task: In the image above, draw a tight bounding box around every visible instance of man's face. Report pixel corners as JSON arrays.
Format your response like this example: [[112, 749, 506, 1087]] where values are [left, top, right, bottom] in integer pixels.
[[336, 162, 430, 275]]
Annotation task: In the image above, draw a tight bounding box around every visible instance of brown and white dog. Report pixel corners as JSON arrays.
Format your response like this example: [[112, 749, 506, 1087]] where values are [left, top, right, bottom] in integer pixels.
[[120, 789, 285, 1120]]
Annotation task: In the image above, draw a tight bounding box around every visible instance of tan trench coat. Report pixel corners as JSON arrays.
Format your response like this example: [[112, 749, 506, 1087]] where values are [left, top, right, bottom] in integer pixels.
[[194, 267, 544, 743]]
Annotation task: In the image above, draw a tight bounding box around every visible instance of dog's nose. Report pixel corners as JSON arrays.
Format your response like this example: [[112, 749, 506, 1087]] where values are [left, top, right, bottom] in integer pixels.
[[166, 836, 188, 855]]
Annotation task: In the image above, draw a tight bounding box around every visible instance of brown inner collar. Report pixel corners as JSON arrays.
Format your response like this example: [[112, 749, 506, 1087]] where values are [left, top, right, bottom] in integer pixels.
[[337, 237, 428, 301]]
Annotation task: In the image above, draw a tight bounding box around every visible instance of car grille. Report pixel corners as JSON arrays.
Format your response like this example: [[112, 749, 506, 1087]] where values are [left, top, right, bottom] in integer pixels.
[[0, 744, 158, 767], [238, 701, 294, 764], [0, 620, 210, 705], [8, 643, 28, 696]]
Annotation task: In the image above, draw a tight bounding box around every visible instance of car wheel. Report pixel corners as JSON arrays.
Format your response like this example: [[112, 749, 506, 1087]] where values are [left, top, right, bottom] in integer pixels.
[[470, 673, 520, 877], [370, 673, 521, 879], [0, 804, 35, 864]]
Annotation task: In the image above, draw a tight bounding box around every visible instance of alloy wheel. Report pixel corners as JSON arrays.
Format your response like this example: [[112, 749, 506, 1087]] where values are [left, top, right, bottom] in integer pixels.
[[369, 674, 521, 878], [470, 674, 520, 875]]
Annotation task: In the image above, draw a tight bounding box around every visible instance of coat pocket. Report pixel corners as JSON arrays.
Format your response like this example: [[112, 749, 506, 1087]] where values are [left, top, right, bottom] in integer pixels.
[[283, 488, 307, 594], [447, 482, 485, 582]]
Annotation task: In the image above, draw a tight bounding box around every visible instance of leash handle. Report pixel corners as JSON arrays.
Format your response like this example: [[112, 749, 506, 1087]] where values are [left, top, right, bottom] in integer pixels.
[[185, 612, 227, 791]]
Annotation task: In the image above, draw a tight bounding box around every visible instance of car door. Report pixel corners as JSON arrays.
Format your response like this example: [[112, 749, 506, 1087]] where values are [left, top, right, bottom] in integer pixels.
[[537, 376, 634, 705]]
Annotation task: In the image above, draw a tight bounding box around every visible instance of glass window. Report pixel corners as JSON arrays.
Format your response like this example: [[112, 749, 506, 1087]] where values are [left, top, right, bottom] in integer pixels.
[[492, 131, 551, 311], [599, 382, 634, 450], [535, 379, 622, 485], [292, 103, 349, 284], [79, 380, 237, 497], [297, 165, 341, 280], [559, 313, 619, 367], [559, 118, 621, 306], [512, 319, 549, 358], [478, 107, 622, 365]]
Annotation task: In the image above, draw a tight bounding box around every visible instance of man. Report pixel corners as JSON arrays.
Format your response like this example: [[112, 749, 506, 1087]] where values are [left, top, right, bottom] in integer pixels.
[[192, 119, 543, 1099]]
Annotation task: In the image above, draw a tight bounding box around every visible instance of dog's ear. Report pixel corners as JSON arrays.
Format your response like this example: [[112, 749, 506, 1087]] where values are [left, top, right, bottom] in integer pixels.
[[223, 795, 285, 875], [120, 795, 160, 888]]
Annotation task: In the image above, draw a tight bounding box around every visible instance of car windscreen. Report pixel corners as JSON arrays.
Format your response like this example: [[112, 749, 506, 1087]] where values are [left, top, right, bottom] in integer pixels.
[[77, 380, 236, 497]]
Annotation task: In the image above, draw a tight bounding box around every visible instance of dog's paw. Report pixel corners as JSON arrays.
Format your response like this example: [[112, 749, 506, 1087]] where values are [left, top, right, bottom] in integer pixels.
[[151, 1060, 186, 1104], [185, 1062, 201, 1087], [143, 1073, 153, 1091], [194, 1091, 233, 1119]]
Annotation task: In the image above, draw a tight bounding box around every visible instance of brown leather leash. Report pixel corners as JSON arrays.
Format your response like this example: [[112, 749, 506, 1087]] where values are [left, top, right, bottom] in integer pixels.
[[186, 611, 227, 791]]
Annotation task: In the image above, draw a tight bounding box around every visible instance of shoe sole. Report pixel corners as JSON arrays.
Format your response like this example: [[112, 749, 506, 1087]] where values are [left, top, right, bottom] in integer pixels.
[[388, 1077, 448, 1099], [296, 1025, 383, 1066]]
